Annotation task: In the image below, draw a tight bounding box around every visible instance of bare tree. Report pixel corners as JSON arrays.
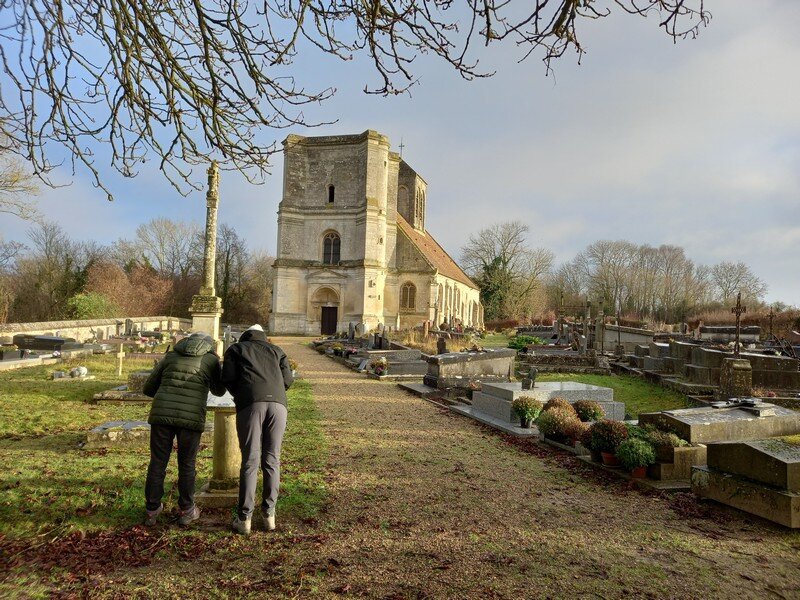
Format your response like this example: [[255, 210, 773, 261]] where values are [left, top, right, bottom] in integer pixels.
[[710, 261, 767, 304], [0, 1, 709, 197], [0, 150, 39, 221], [135, 218, 201, 279], [461, 221, 553, 320]]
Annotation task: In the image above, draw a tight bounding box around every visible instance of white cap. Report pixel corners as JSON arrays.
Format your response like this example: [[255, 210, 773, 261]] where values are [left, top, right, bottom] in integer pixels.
[[247, 324, 264, 332]]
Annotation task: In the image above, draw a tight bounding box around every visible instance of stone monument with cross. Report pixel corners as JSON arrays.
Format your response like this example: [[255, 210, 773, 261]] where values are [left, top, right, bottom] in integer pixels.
[[189, 162, 240, 507], [717, 292, 752, 401], [731, 291, 746, 357], [189, 161, 224, 353]]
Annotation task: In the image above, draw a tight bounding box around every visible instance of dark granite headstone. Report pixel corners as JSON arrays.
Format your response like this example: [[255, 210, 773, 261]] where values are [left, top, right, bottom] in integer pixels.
[[436, 337, 448, 355]]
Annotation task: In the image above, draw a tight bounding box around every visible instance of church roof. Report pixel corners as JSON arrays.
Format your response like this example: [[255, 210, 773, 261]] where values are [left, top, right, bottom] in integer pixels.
[[396, 214, 478, 290]]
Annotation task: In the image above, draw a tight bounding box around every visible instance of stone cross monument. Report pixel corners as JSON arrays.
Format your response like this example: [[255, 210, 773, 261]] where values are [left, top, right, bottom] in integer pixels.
[[718, 291, 752, 401], [189, 161, 224, 352], [731, 291, 747, 358]]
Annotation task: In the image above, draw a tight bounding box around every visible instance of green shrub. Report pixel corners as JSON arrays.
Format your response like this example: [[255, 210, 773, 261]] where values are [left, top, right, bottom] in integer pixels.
[[511, 396, 543, 422], [508, 335, 546, 350], [573, 400, 604, 422], [67, 292, 120, 319], [616, 438, 656, 470], [589, 419, 629, 453], [646, 430, 688, 449], [565, 419, 590, 442], [543, 397, 577, 416], [626, 424, 650, 440], [536, 408, 579, 440]]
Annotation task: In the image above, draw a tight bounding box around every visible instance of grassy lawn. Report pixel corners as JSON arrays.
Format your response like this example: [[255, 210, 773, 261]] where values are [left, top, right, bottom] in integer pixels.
[[0, 354, 326, 586], [480, 333, 511, 348], [536, 372, 692, 417]]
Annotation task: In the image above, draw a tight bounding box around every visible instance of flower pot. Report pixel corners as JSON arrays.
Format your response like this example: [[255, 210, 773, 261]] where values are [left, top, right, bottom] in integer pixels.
[[601, 451, 621, 467], [630, 466, 647, 479], [519, 417, 532, 429]]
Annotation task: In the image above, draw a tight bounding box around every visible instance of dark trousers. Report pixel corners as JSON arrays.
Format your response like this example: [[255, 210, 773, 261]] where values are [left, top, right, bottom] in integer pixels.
[[144, 424, 202, 512], [236, 402, 288, 520]]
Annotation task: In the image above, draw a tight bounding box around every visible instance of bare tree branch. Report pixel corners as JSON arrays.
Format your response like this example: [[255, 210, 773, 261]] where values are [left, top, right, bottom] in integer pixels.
[[0, 1, 710, 197]]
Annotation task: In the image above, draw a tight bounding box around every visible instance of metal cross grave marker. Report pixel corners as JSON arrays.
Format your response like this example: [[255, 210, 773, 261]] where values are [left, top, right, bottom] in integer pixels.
[[768, 306, 775, 338], [731, 292, 747, 357]]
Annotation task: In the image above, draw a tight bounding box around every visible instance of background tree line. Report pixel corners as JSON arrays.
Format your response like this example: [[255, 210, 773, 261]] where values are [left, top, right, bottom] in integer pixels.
[[461, 223, 778, 327], [0, 219, 273, 325]]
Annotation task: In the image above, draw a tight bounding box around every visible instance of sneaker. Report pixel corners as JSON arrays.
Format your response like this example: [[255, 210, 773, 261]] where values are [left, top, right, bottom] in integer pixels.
[[144, 503, 163, 527], [261, 511, 276, 531], [178, 506, 201, 527], [231, 515, 252, 535]]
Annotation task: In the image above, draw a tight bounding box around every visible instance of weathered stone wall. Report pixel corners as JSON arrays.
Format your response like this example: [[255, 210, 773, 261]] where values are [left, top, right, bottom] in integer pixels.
[[0, 316, 191, 344], [600, 324, 655, 352]]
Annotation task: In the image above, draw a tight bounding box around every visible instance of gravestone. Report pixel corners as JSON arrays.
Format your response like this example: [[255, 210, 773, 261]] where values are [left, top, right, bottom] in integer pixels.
[[436, 337, 448, 355], [424, 348, 515, 390], [127, 370, 152, 394], [348, 322, 355, 341], [639, 400, 800, 444], [86, 420, 214, 448], [472, 381, 623, 423], [717, 358, 752, 400], [693, 438, 800, 528]]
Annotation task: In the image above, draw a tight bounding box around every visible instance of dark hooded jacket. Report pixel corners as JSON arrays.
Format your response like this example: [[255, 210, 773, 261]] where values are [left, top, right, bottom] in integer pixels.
[[143, 335, 225, 431], [222, 330, 293, 410]]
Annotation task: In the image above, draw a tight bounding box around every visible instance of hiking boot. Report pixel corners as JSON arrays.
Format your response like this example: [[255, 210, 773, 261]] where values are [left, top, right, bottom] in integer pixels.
[[144, 503, 163, 527], [261, 510, 276, 531], [178, 506, 201, 527], [231, 515, 252, 535]]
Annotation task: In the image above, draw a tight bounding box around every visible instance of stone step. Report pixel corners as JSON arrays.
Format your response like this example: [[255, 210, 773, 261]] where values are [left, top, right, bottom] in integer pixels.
[[397, 382, 440, 398], [692, 465, 800, 528]]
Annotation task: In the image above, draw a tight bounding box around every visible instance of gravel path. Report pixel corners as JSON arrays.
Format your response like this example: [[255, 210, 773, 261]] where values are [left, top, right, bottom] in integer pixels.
[[273, 338, 800, 599]]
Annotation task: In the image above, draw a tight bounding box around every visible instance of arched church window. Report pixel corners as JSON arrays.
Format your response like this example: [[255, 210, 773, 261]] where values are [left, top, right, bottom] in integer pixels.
[[400, 282, 416, 311], [437, 284, 443, 309], [322, 231, 341, 264], [328, 185, 335, 203]]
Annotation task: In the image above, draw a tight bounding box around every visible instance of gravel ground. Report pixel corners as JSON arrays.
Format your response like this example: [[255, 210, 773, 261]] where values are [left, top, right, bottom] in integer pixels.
[[269, 338, 800, 599], [81, 337, 800, 599]]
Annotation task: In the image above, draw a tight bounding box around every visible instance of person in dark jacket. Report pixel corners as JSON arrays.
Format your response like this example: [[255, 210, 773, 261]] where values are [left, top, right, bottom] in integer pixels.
[[222, 324, 293, 534], [142, 333, 225, 526]]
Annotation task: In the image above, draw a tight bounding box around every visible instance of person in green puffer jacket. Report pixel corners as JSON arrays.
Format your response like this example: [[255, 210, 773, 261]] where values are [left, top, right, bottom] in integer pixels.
[[142, 333, 225, 527]]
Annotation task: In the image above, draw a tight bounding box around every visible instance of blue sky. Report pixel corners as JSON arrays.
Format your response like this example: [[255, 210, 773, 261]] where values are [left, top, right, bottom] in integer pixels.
[[1, 2, 798, 303]]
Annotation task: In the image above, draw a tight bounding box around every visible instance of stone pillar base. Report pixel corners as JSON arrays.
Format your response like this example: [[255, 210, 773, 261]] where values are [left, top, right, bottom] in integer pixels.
[[196, 482, 239, 508], [197, 405, 241, 508]]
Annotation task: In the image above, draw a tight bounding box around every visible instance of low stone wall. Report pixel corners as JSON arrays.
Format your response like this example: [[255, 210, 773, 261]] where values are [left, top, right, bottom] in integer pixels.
[[0, 316, 191, 344]]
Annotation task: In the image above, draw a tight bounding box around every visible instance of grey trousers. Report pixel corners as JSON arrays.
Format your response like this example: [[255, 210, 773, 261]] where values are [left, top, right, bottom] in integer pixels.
[[235, 402, 288, 520]]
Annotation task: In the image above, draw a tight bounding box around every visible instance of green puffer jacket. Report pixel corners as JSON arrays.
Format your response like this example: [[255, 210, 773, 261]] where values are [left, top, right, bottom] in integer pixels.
[[143, 335, 226, 431]]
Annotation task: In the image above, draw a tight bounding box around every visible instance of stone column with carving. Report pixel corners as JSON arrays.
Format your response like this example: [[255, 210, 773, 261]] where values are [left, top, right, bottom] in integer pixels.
[[189, 161, 224, 351]]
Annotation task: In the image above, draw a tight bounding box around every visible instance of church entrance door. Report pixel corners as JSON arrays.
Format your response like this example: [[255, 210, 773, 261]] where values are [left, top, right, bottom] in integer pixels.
[[321, 306, 338, 335]]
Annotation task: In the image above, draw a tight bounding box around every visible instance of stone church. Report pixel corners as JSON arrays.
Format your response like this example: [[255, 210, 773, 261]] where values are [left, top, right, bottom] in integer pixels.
[[269, 130, 484, 335]]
